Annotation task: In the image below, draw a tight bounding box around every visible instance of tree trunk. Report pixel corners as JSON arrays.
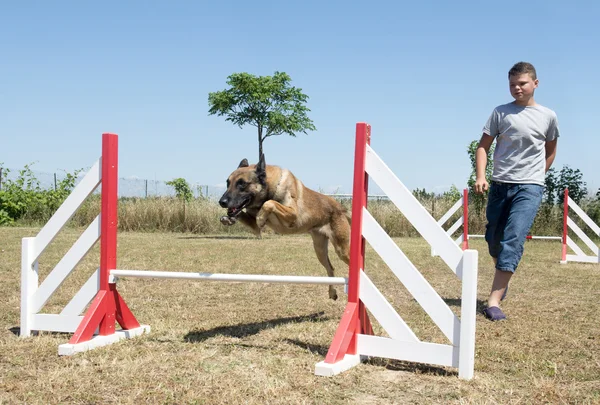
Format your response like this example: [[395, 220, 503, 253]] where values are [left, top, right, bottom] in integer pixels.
[[258, 125, 263, 161]]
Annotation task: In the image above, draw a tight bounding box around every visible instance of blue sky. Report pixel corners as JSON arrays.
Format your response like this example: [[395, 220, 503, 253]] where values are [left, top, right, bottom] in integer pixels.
[[2, 1, 599, 196]]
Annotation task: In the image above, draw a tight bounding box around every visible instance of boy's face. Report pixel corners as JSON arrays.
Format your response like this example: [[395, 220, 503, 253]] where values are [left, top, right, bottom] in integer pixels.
[[509, 73, 538, 103]]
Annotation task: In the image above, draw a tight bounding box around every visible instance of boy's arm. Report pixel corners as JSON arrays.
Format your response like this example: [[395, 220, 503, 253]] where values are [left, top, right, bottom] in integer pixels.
[[475, 134, 495, 194], [545, 139, 558, 172]]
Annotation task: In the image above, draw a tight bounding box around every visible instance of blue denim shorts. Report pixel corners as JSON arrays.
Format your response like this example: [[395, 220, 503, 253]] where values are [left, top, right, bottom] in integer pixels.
[[485, 182, 544, 273]]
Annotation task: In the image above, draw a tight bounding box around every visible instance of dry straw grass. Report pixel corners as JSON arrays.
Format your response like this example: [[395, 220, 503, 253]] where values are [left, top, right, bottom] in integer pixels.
[[1, 226, 599, 404]]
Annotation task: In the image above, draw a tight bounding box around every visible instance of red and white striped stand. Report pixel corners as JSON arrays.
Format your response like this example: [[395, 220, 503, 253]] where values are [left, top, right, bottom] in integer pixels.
[[58, 134, 149, 355], [315, 123, 478, 379], [435, 187, 600, 265]]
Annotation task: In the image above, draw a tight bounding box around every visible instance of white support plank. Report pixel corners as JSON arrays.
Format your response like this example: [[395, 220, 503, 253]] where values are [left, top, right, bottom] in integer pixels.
[[458, 249, 478, 380], [61, 269, 100, 316], [33, 314, 84, 333], [359, 272, 419, 342], [357, 334, 457, 368], [569, 197, 600, 236], [566, 236, 587, 258], [566, 254, 599, 264], [20, 237, 38, 337], [567, 218, 599, 256], [32, 216, 101, 314], [365, 145, 463, 271], [446, 217, 464, 238], [33, 158, 101, 262], [454, 234, 463, 246], [362, 209, 460, 343], [58, 325, 151, 356], [437, 198, 463, 227]]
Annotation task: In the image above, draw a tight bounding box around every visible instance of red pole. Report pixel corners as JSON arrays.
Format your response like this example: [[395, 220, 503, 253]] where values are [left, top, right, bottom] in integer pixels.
[[99, 133, 119, 335], [69, 133, 140, 345], [562, 188, 569, 262], [462, 188, 469, 250], [347, 123, 370, 305], [323, 123, 371, 364]]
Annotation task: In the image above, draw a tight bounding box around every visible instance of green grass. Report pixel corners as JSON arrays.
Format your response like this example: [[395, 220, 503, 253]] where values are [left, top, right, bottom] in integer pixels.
[[1, 226, 599, 404]]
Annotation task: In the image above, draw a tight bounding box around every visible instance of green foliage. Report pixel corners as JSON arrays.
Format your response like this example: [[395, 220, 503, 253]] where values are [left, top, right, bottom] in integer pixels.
[[556, 165, 587, 204], [208, 71, 316, 159], [443, 185, 462, 201], [0, 163, 82, 225], [412, 188, 434, 200], [544, 167, 559, 204], [166, 178, 193, 202], [466, 139, 495, 214]]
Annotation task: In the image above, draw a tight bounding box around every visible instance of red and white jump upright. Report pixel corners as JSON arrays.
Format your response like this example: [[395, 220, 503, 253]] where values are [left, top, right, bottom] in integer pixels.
[[20, 133, 346, 355], [434, 188, 599, 265], [315, 123, 479, 380], [561, 189, 600, 264], [20, 134, 150, 355]]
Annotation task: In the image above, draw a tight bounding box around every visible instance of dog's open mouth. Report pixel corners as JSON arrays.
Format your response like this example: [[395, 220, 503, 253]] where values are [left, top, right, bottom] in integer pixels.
[[226, 198, 251, 218]]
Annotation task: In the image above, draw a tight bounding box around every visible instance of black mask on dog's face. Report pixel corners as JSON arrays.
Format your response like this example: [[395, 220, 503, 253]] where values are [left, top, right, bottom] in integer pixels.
[[218, 155, 266, 217]]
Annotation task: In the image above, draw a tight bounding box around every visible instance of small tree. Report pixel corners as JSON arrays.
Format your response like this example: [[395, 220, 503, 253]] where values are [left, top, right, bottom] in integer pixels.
[[208, 71, 316, 160], [166, 178, 193, 202], [467, 139, 495, 213]]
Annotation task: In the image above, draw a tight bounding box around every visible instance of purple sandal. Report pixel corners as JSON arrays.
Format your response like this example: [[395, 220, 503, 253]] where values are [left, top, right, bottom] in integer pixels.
[[483, 306, 506, 321]]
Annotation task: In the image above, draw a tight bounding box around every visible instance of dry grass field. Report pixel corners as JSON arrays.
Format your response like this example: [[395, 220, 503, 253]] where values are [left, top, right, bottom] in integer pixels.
[[1, 226, 599, 404]]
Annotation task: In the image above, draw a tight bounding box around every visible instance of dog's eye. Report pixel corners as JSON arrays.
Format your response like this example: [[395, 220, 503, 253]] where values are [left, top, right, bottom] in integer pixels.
[[236, 180, 247, 189]]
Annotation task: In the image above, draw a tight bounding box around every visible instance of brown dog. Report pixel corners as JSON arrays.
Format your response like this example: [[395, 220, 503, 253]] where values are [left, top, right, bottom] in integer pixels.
[[219, 154, 351, 300]]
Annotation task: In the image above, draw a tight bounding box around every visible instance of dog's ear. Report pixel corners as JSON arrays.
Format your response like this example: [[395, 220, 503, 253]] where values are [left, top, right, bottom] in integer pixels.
[[238, 158, 249, 168], [256, 153, 266, 185]]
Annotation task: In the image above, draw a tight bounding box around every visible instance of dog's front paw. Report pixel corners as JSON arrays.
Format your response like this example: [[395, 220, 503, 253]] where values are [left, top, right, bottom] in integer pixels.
[[220, 216, 237, 226], [256, 214, 267, 229]]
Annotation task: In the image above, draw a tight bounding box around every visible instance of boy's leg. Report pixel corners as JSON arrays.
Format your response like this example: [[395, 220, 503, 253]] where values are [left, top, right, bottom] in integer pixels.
[[487, 184, 544, 311]]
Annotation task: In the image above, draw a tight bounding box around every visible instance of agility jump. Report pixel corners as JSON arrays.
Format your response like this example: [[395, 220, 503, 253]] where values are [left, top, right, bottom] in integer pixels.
[[21, 123, 479, 380], [434, 188, 600, 264]]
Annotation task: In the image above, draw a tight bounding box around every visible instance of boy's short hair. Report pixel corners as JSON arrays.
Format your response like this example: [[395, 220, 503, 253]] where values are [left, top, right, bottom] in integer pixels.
[[508, 62, 537, 80]]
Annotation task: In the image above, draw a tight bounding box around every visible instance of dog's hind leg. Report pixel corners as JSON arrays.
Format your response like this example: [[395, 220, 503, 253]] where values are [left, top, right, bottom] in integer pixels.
[[330, 213, 351, 265], [310, 231, 338, 301]]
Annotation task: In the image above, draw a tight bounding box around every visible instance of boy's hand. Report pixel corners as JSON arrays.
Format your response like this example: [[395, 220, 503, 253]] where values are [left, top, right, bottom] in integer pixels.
[[474, 177, 489, 194]]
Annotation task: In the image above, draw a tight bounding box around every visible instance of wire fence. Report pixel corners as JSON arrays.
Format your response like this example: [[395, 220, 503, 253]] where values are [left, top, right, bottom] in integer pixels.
[[0, 166, 391, 201]]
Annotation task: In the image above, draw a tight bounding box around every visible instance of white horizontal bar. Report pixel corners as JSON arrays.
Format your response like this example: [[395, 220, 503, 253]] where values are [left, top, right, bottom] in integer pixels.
[[468, 235, 485, 238], [111, 270, 347, 285], [527, 236, 562, 240], [357, 334, 457, 368], [566, 254, 599, 264], [33, 314, 84, 333]]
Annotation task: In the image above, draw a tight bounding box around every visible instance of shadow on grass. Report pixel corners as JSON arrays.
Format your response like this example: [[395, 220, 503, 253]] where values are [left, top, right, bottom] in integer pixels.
[[184, 312, 329, 342], [443, 297, 487, 313], [284, 338, 329, 356], [177, 235, 259, 240], [369, 358, 458, 377]]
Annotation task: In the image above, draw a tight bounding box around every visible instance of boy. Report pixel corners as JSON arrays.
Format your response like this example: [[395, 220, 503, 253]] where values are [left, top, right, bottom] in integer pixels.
[[475, 61, 559, 321]]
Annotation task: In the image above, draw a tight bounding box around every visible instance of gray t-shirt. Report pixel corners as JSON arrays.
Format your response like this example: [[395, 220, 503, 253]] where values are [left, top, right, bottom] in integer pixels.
[[483, 102, 560, 186]]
